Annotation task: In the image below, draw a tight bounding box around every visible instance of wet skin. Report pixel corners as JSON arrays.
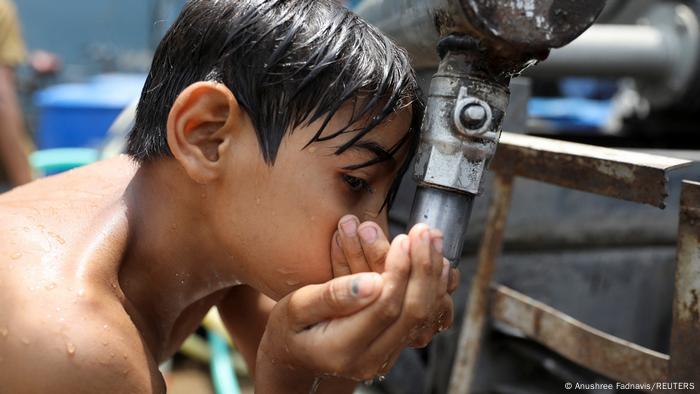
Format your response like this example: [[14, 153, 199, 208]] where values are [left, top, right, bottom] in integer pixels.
[[0, 82, 458, 393]]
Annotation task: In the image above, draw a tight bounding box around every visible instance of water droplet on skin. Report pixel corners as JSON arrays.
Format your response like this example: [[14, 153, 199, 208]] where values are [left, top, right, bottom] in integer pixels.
[[77, 289, 85, 297], [308, 146, 317, 154], [179, 279, 185, 285], [122, 354, 128, 360], [122, 369, 129, 375], [111, 282, 118, 290], [103, 324, 109, 330], [56, 307, 61, 312], [21, 337, 30, 345], [285, 279, 301, 287], [0, 327, 8, 337], [378, 375, 386, 382], [11, 252, 21, 260], [66, 342, 76, 356], [45, 282, 57, 291], [48, 232, 65, 245], [58, 317, 65, 323], [110, 352, 115, 358]]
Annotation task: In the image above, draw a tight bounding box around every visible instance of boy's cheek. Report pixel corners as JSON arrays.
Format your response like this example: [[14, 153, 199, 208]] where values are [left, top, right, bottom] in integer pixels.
[[266, 229, 336, 294]]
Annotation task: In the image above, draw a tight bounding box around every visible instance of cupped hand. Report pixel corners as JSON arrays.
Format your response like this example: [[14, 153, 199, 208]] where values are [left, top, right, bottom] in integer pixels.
[[257, 222, 459, 386], [332, 216, 459, 346]]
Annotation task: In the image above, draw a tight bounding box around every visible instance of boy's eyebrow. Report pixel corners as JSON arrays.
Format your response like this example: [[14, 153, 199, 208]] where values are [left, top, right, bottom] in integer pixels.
[[341, 140, 397, 171]]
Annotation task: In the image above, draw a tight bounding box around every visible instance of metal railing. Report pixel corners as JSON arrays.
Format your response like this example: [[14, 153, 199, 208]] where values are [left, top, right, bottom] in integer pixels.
[[448, 132, 696, 393]]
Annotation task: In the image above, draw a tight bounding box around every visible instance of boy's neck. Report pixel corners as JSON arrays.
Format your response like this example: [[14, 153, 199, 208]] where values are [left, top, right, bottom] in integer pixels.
[[119, 159, 244, 360]]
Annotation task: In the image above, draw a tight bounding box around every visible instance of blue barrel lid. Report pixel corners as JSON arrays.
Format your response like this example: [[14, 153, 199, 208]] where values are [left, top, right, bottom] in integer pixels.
[[35, 73, 147, 109]]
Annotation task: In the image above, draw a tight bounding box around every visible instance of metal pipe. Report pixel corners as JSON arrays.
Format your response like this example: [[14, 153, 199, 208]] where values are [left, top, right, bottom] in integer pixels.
[[523, 25, 671, 80], [355, 0, 471, 69], [356, 0, 606, 70], [409, 187, 474, 265], [356, 0, 607, 267], [407, 50, 509, 267]]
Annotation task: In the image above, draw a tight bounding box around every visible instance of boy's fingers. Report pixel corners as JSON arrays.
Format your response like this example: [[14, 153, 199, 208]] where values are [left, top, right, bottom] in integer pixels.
[[378, 349, 403, 375], [358, 222, 391, 273], [362, 225, 444, 359], [438, 260, 450, 295], [408, 296, 453, 348], [428, 228, 444, 277], [331, 230, 352, 277], [333, 235, 412, 347], [338, 215, 371, 273], [288, 272, 383, 331], [448, 267, 460, 294]]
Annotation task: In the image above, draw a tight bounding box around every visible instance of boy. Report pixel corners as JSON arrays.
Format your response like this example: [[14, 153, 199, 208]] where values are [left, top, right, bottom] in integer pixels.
[[0, 0, 459, 393]]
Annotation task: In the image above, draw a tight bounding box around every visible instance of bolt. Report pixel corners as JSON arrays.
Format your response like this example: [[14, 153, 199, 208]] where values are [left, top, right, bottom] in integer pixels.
[[460, 103, 488, 131]]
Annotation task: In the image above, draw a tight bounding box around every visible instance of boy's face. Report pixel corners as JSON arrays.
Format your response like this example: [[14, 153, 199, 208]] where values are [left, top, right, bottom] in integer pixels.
[[211, 106, 413, 300]]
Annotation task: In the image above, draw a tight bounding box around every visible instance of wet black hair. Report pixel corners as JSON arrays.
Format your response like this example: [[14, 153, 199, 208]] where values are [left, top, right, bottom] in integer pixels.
[[127, 0, 424, 210]]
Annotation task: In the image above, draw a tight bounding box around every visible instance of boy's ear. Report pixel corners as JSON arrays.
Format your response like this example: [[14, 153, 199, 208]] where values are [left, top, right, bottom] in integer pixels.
[[166, 81, 243, 184]]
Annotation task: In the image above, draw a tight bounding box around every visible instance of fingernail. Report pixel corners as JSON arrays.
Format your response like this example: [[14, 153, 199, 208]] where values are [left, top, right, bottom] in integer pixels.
[[400, 236, 410, 253], [421, 229, 430, 242], [359, 226, 377, 244], [341, 218, 358, 236], [432, 237, 443, 254], [441, 261, 449, 284], [352, 273, 381, 298]]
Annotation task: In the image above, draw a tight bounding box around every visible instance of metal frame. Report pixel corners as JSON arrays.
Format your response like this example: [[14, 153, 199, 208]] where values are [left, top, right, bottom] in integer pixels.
[[448, 132, 695, 393]]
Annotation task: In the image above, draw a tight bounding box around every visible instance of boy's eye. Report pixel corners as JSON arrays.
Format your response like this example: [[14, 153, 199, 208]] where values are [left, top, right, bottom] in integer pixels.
[[343, 174, 373, 194]]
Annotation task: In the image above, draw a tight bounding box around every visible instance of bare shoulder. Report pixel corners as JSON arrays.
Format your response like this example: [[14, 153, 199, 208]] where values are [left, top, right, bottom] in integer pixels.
[[0, 293, 165, 394], [0, 156, 157, 392]]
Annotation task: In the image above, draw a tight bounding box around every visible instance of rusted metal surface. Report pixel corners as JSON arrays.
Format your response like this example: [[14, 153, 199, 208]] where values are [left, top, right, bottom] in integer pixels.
[[669, 180, 700, 385], [448, 174, 514, 394], [460, 0, 606, 50], [491, 285, 671, 386], [492, 132, 692, 208], [355, 0, 606, 70]]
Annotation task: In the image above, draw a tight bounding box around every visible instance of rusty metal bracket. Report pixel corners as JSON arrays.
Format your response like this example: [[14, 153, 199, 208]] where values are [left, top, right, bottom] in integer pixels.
[[493, 132, 691, 208], [491, 285, 670, 385], [448, 136, 694, 394], [669, 180, 700, 385]]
